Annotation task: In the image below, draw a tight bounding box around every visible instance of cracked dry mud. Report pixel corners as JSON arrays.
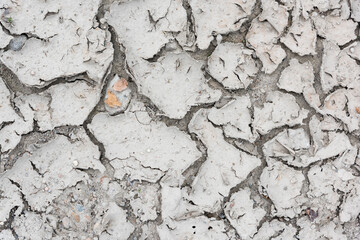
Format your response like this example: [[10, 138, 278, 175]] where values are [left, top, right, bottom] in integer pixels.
[[1, 0, 360, 240]]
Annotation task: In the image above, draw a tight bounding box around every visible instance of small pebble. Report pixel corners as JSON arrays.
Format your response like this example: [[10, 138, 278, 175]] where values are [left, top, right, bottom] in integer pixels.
[[100, 18, 106, 24], [73, 160, 79, 167], [290, 178, 297, 184], [62, 217, 70, 229], [76, 204, 85, 212], [350, 47, 355, 53], [9, 35, 27, 51]]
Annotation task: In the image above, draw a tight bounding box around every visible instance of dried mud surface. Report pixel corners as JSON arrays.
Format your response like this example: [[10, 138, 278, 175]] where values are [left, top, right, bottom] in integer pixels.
[[1, 0, 360, 239]]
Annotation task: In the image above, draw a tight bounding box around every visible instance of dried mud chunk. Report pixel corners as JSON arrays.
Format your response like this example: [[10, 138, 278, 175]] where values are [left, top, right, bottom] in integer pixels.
[[12, 212, 54, 240], [2, 130, 104, 211], [17, 81, 101, 131], [263, 118, 355, 168], [339, 186, 360, 223], [104, 75, 131, 115], [157, 216, 229, 240], [49, 181, 125, 239], [318, 41, 360, 131], [246, 18, 286, 74], [259, 0, 289, 34], [189, 0, 256, 50], [350, 0, 360, 21], [345, 42, 360, 61], [278, 59, 320, 108], [0, 0, 114, 87], [224, 188, 266, 239], [127, 184, 160, 222], [253, 91, 309, 135], [0, 27, 12, 49], [111, 157, 163, 183], [0, 0, 96, 38], [312, 14, 357, 46], [88, 112, 201, 186], [309, 115, 356, 159], [278, 59, 314, 93], [99, 202, 134, 240], [207, 42, 258, 90], [322, 89, 360, 132], [0, 77, 33, 152], [259, 159, 305, 217], [263, 128, 311, 167], [252, 219, 297, 240], [320, 41, 360, 93], [306, 148, 358, 224], [141, 222, 161, 240], [161, 185, 201, 222], [301, 0, 341, 14], [188, 109, 261, 212], [127, 52, 221, 119], [1, 31, 113, 87], [280, 18, 317, 56], [105, 0, 187, 58], [297, 217, 347, 240], [208, 95, 258, 142], [0, 178, 23, 223], [0, 229, 15, 240]]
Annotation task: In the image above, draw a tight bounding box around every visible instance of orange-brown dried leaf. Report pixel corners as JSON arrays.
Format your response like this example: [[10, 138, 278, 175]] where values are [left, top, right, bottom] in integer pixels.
[[105, 90, 122, 108], [113, 78, 128, 92], [72, 212, 80, 222], [356, 106, 360, 114]]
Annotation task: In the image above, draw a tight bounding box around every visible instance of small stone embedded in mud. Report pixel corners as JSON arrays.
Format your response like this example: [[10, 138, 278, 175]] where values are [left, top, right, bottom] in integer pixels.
[[104, 75, 131, 115], [306, 208, 318, 221], [9, 35, 27, 51]]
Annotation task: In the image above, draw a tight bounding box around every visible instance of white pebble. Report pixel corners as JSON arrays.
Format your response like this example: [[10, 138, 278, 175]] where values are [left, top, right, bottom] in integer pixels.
[[100, 18, 106, 24]]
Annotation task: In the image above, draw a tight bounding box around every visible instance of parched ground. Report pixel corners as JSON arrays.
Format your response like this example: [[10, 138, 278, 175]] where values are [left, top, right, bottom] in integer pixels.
[[1, 0, 360, 239]]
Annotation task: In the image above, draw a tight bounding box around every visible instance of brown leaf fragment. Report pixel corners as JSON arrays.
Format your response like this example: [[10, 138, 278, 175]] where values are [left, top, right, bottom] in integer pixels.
[[356, 106, 360, 114], [113, 78, 128, 92], [105, 90, 122, 108], [71, 212, 80, 223]]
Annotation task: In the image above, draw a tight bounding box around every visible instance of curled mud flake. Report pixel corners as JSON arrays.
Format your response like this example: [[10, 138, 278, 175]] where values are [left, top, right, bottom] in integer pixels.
[[113, 78, 128, 92], [306, 208, 318, 221], [105, 90, 122, 108]]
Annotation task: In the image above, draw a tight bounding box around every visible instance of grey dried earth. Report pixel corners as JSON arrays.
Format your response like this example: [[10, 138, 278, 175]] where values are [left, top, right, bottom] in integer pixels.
[[1, 0, 360, 239]]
